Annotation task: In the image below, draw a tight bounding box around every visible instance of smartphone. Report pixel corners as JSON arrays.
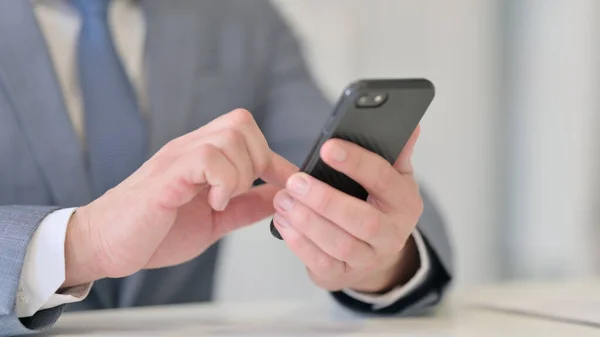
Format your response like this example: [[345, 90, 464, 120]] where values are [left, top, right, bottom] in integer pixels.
[[270, 78, 435, 240]]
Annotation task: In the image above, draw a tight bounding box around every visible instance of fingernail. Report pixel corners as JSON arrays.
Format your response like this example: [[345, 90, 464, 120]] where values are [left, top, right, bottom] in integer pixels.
[[330, 143, 347, 162], [288, 174, 310, 196], [277, 194, 294, 212], [274, 213, 290, 228], [213, 198, 229, 211]]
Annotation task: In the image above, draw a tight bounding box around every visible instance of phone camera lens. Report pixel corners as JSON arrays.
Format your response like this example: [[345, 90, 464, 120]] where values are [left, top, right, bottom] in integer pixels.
[[358, 95, 370, 105], [355, 93, 388, 108]]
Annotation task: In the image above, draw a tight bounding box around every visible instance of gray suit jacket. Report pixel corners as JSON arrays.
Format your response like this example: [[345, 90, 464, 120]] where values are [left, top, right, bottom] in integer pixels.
[[0, 0, 453, 335]]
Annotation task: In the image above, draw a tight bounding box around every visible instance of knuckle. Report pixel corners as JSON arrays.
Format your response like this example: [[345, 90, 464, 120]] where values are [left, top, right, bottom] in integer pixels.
[[229, 108, 256, 127], [360, 209, 383, 240], [307, 269, 338, 291], [335, 238, 355, 261], [345, 203, 364, 227], [314, 254, 335, 273], [316, 189, 334, 214], [195, 144, 218, 162], [290, 209, 317, 237], [285, 234, 304, 251], [290, 208, 309, 230], [161, 137, 183, 154], [221, 129, 245, 147], [253, 154, 270, 177], [373, 165, 395, 193], [313, 279, 342, 292]]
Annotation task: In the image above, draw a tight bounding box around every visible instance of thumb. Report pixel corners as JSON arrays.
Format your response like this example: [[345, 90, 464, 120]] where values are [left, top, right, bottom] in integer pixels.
[[395, 124, 420, 175], [260, 152, 299, 188], [212, 184, 280, 236]]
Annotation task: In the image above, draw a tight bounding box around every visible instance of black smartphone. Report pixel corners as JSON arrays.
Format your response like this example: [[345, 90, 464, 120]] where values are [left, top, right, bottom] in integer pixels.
[[270, 78, 435, 240]]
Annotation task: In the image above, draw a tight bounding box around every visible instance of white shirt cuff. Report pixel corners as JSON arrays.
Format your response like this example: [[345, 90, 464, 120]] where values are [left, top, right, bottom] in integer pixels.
[[16, 208, 93, 318], [341, 229, 431, 310]]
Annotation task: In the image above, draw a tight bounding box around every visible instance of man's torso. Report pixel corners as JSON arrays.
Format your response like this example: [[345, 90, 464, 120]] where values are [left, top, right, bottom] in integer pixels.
[[0, 0, 282, 310]]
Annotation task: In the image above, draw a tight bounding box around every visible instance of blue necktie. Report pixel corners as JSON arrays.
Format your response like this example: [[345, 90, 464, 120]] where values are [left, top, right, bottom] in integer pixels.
[[73, 0, 147, 197]]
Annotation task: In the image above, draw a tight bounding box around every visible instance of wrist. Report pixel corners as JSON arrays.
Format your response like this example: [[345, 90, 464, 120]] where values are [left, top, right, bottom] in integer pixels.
[[62, 206, 105, 288], [349, 236, 420, 294]]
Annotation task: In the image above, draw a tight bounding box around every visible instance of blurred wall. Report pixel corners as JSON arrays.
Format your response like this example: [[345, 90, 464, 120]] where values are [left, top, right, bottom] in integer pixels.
[[215, 0, 600, 302], [500, 0, 600, 279]]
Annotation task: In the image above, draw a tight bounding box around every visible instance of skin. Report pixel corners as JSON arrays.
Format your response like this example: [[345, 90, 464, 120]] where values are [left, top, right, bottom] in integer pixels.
[[62, 109, 423, 295], [272, 125, 422, 293]]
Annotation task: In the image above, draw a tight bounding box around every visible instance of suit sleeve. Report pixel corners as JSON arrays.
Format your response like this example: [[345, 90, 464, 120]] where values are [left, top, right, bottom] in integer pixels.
[[252, 2, 331, 168], [0, 206, 66, 336], [255, 1, 454, 315]]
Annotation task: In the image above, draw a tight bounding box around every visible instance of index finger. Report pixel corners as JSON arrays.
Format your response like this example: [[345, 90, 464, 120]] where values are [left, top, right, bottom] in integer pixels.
[[260, 152, 299, 188], [196, 109, 275, 180]]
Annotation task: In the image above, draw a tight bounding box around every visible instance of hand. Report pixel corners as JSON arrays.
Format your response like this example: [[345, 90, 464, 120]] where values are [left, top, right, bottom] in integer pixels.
[[272, 126, 423, 293], [63, 109, 297, 287]]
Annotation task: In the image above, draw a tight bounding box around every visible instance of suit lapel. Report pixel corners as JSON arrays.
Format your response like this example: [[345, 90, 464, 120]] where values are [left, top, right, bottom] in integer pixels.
[[0, 1, 115, 307], [0, 0, 224, 309], [0, 0, 92, 207], [113, 1, 223, 308]]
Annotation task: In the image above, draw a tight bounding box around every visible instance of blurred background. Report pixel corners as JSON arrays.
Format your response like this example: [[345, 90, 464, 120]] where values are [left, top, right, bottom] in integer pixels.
[[215, 0, 600, 302]]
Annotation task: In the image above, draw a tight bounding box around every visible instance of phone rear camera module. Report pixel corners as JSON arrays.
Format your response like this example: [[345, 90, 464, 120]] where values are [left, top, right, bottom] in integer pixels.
[[358, 95, 370, 106], [355, 93, 388, 108]]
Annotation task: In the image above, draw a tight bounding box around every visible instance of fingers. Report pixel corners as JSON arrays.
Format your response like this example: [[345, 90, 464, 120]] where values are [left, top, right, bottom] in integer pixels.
[[273, 125, 423, 293], [261, 153, 298, 188], [190, 145, 239, 211], [271, 213, 346, 290], [319, 134, 419, 208], [283, 173, 400, 252], [213, 184, 280, 236], [153, 108, 296, 210], [200, 109, 272, 178], [159, 144, 238, 211], [273, 191, 375, 266], [192, 130, 254, 197], [193, 109, 297, 188], [395, 125, 420, 174]]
